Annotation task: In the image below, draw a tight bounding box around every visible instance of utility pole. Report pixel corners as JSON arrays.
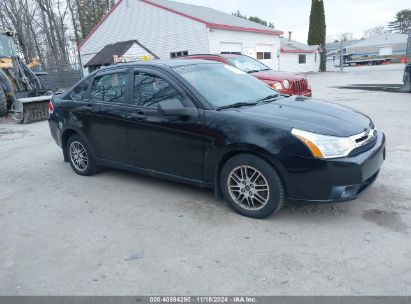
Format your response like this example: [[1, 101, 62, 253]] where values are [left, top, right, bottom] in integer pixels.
[[401, 28, 411, 92], [405, 28, 411, 64], [340, 40, 344, 72]]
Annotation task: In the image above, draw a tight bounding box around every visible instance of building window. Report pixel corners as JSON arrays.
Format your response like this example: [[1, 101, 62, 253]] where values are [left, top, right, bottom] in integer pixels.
[[256, 52, 271, 60], [170, 50, 188, 59], [299, 54, 307, 64]]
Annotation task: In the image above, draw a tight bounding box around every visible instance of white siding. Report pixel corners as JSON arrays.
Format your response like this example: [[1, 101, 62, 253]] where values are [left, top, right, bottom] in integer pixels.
[[123, 43, 152, 57], [220, 42, 242, 53], [80, 0, 209, 74], [279, 52, 320, 73], [208, 28, 280, 70]]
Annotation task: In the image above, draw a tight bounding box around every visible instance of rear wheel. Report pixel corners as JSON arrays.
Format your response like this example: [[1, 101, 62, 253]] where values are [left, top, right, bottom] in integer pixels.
[[220, 154, 285, 219], [67, 134, 98, 176], [0, 88, 7, 117]]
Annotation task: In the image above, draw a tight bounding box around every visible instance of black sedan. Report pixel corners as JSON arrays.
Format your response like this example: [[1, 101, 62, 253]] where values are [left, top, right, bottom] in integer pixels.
[[49, 60, 385, 218]]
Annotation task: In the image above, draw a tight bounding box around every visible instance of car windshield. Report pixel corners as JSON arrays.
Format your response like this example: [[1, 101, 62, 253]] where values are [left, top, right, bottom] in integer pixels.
[[173, 63, 278, 108], [226, 56, 269, 73]]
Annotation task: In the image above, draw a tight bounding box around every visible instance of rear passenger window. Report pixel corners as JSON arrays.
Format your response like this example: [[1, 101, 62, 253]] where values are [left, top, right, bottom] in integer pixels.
[[91, 72, 128, 103], [70, 79, 90, 101], [133, 73, 182, 108]]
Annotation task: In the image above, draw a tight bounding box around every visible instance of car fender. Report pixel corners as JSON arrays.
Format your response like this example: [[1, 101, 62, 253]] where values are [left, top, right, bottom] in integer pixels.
[[60, 126, 97, 162]]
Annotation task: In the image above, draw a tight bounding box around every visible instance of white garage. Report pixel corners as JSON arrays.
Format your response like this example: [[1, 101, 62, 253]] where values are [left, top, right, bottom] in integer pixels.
[[278, 37, 320, 73], [79, 0, 283, 75], [220, 42, 243, 55]]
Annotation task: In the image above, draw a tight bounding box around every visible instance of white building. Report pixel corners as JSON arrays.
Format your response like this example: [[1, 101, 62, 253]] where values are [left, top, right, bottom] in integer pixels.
[[345, 32, 408, 58], [278, 35, 320, 73], [79, 0, 283, 75]]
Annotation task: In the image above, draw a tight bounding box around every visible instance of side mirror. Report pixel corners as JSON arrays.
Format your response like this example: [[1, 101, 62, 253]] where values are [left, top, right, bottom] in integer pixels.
[[157, 99, 198, 117]]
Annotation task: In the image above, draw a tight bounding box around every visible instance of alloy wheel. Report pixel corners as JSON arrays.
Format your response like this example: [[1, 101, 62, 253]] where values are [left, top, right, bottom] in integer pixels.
[[69, 141, 88, 172], [227, 165, 270, 210]]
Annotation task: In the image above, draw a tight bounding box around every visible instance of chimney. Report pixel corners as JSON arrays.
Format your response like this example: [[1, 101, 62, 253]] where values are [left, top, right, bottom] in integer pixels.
[[288, 31, 292, 45]]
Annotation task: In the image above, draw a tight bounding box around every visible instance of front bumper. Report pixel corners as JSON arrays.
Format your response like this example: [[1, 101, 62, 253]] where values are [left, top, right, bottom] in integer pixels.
[[284, 130, 386, 205]]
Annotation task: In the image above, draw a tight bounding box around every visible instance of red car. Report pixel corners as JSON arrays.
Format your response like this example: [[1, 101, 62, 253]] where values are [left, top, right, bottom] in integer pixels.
[[179, 54, 312, 97]]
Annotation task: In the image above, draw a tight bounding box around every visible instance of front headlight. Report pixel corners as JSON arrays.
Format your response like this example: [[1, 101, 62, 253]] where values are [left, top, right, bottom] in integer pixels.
[[291, 128, 356, 159], [283, 79, 290, 89], [272, 82, 283, 91]]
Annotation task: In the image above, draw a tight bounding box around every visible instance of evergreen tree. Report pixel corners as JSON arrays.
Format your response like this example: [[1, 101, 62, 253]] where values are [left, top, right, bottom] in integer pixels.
[[307, 0, 326, 71], [388, 9, 411, 34], [232, 11, 274, 28]]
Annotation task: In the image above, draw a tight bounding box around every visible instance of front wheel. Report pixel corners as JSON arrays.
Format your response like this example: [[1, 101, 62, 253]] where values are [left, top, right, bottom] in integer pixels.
[[220, 154, 285, 219], [67, 134, 98, 176]]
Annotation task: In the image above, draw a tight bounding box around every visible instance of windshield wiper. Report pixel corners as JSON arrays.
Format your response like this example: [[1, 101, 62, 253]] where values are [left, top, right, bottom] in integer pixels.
[[246, 69, 260, 73], [257, 94, 280, 103], [216, 102, 258, 111]]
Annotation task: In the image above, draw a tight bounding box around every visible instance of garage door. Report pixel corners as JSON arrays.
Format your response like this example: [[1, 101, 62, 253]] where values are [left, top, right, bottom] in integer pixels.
[[256, 44, 274, 68], [379, 46, 393, 56], [220, 42, 242, 55]]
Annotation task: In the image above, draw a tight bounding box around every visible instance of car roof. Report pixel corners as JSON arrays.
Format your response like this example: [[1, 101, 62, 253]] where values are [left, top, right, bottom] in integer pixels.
[[84, 59, 220, 79], [219, 54, 243, 58], [182, 54, 244, 59], [99, 59, 218, 71]]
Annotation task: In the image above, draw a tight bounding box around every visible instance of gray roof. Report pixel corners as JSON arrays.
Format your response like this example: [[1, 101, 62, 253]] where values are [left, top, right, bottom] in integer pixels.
[[280, 38, 317, 52], [144, 0, 282, 34], [346, 32, 408, 49], [326, 40, 358, 51], [84, 40, 158, 67]]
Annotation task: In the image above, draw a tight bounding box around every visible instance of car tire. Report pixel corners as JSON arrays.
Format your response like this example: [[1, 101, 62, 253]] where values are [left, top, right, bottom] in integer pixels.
[[220, 154, 285, 219], [66, 134, 98, 176]]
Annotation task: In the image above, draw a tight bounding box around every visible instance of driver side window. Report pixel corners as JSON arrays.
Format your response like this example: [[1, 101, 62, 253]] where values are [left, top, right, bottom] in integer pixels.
[[133, 72, 182, 108]]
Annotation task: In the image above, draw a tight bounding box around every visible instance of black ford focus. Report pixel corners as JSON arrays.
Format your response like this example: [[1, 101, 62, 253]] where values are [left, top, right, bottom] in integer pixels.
[[49, 60, 385, 218]]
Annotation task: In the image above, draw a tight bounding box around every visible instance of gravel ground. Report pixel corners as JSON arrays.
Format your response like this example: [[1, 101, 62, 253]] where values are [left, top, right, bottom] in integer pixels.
[[0, 64, 410, 295]]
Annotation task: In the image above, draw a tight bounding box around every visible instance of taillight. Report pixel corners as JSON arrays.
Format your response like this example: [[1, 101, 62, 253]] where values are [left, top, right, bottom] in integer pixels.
[[48, 97, 54, 114]]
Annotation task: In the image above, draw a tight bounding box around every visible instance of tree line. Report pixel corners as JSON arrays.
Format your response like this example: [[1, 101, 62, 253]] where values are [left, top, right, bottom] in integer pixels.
[[1, 0, 409, 72], [0, 0, 115, 70]]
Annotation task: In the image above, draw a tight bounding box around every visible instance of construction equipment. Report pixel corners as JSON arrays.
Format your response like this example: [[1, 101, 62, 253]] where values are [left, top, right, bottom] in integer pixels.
[[0, 31, 56, 123]]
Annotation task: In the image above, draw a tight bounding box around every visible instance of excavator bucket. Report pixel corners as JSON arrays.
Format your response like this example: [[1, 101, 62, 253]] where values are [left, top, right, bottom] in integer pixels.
[[11, 95, 52, 124]]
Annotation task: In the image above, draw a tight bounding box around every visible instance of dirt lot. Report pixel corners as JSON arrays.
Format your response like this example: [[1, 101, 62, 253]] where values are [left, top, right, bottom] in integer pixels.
[[1, 64, 410, 295]]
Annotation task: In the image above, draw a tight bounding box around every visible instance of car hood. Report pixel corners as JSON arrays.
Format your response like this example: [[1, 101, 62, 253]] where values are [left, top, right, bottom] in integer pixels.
[[228, 96, 373, 137], [250, 70, 306, 82]]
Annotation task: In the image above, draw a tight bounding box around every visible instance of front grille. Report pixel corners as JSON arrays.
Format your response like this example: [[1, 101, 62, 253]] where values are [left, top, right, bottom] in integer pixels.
[[291, 79, 308, 94], [349, 135, 377, 156], [349, 128, 377, 156]]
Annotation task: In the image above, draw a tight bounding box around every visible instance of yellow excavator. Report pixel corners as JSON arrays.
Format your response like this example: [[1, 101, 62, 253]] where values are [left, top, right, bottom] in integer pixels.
[[0, 31, 56, 123]]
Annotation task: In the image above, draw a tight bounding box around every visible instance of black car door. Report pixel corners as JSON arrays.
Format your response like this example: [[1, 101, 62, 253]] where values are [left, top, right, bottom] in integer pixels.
[[125, 67, 205, 182], [83, 68, 131, 164]]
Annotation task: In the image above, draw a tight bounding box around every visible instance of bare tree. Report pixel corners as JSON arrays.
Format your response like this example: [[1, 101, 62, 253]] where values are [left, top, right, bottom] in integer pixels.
[[337, 32, 354, 42], [0, 0, 116, 70], [363, 25, 386, 39]]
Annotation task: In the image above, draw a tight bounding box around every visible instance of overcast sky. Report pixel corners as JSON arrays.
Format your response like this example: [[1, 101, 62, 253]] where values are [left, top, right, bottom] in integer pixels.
[[177, 0, 409, 43]]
